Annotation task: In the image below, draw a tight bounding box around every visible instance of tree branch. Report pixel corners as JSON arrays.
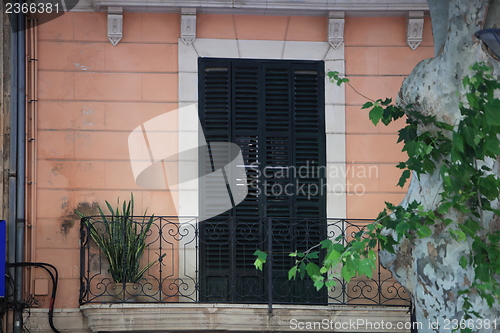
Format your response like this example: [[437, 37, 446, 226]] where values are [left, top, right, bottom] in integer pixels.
[[427, 0, 450, 56]]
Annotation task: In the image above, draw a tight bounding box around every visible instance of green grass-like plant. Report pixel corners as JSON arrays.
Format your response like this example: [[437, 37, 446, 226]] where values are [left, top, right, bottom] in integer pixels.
[[77, 194, 163, 283]]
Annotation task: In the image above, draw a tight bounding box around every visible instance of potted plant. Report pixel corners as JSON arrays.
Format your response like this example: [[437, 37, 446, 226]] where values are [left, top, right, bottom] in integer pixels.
[[77, 193, 164, 301]]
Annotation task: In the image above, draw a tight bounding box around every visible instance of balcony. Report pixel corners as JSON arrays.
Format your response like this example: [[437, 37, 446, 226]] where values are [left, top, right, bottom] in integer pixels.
[[79, 216, 411, 332]]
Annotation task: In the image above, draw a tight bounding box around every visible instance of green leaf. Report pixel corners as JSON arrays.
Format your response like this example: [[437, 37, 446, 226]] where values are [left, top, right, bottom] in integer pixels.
[[254, 250, 268, 261], [380, 105, 401, 125], [299, 262, 307, 279], [484, 99, 500, 125], [380, 98, 392, 106], [368, 238, 377, 248], [462, 126, 475, 147], [396, 162, 406, 169], [369, 106, 384, 125], [460, 256, 468, 269], [435, 121, 454, 131], [398, 126, 417, 144], [325, 248, 341, 265], [253, 259, 264, 271], [465, 219, 480, 235], [453, 132, 464, 152], [313, 277, 325, 290], [395, 222, 410, 235], [327, 71, 349, 86], [288, 266, 298, 280], [485, 293, 495, 307], [438, 201, 453, 214], [341, 265, 355, 283], [361, 102, 373, 109], [320, 239, 333, 249], [306, 262, 321, 279], [305, 251, 319, 259], [357, 258, 376, 278], [416, 225, 432, 238], [484, 136, 500, 156], [397, 170, 411, 187], [253, 250, 267, 270], [332, 243, 345, 252], [440, 166, 452, 188], [325, 280, 337, 288], [450, 229, 467, 242]]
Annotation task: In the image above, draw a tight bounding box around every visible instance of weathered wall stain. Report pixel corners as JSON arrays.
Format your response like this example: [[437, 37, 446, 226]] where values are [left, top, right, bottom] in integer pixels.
[[51, 162, 63, 176], [60, 219, 75, 236], [61, 196, 70, 210], [74, 201, 100, 217], [60, 202, 101, 236]]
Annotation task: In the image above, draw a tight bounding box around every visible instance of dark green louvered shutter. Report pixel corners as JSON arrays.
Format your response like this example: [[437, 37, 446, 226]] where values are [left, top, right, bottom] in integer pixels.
[[198, 61, 231, 301], [262, 62, 326, 304], [199, 58, 326, 304]]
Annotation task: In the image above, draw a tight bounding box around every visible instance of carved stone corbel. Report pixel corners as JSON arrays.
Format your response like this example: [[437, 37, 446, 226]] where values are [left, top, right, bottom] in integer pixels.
[[407, 11, 424, 50], [181, 8, 196, 46], [328, 11, 345, 50], [108, 6, 123, 46]]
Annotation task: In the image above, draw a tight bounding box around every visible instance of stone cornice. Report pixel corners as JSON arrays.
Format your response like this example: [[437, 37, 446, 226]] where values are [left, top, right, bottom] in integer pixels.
[[78, 0, 428, 15]]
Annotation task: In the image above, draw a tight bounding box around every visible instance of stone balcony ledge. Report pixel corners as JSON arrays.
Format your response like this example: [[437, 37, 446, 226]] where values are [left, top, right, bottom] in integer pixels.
[[80, 303, 412, 332]]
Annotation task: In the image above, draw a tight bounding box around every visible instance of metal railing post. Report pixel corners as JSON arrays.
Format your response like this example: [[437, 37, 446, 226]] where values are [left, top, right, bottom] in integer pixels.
[[195, 217, 200, 302], [79, 218, 86, 304], [230, 217, 236, 302], [267, 217, 273, 313], [342, 219, 346, 304]]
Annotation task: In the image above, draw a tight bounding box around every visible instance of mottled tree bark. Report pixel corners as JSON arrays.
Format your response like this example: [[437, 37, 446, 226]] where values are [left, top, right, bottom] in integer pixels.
[[379, 0, 500, 332]]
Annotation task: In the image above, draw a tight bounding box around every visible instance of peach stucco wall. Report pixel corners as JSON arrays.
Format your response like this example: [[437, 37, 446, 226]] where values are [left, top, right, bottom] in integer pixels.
[[197, 14, 327, 41], [32, 11, 432, 309], [35, 12, 180, 308], [344, 16, 434, 218]]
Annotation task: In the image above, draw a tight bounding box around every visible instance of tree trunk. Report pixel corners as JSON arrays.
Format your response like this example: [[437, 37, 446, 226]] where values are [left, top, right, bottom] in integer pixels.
[[379, 0, 500, 331]]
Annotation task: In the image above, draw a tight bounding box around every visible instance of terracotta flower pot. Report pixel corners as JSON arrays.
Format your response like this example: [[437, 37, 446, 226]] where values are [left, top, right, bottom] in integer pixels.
[[111, 282, 140, 302]]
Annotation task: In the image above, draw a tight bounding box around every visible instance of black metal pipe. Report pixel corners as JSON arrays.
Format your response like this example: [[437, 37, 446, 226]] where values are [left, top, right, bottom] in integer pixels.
[[16, 14, 26, 251], [7, 10, 18, 276], [15, 12, 26, 333]]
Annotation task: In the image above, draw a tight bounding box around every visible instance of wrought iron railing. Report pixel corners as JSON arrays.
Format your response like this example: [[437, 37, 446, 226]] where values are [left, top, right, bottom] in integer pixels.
[[79, 216, 410, 307]]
